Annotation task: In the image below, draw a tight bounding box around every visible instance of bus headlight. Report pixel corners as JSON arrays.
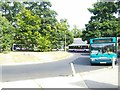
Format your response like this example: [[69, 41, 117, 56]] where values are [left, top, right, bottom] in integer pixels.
[[91, 59, 95, 61]]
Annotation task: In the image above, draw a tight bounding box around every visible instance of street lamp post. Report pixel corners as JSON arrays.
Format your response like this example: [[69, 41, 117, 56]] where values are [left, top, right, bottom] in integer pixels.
[[65, 30, 66, 52]]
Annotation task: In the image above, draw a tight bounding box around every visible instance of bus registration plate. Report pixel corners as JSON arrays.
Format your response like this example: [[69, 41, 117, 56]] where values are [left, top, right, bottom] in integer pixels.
[[100, 62, 106, 64], [100, 57, 107, 59]]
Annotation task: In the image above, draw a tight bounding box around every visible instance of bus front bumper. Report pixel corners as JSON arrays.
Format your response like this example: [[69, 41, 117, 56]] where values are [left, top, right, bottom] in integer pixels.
[[90, 58, 117, 64]]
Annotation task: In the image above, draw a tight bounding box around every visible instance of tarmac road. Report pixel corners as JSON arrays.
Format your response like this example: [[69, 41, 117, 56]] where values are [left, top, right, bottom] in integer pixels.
[[2, 52, 110, 82]]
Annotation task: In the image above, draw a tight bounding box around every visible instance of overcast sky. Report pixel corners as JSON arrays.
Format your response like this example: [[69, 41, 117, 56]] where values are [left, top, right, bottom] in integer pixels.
[[50, 0, 97, 29]]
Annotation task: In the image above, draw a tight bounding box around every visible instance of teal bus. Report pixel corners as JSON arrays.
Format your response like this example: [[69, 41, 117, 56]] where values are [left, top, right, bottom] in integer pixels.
[[90, 37, 118, 65]]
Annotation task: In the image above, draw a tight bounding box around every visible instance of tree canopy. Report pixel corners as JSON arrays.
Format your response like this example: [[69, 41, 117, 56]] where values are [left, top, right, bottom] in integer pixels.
[[0, 13, 14, 52], [71, 25, 82, 38], [0, 1, 73, 52], [82, 2, 120, 42]]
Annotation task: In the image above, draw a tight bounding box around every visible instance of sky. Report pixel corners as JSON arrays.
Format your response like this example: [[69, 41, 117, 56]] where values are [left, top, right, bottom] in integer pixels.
[[50, 0, 97, 29]]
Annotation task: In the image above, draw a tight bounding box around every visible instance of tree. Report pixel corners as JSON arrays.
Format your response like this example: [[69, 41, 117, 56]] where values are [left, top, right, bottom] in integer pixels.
[[23, 2, 57, 34], [15, 8, 41, 50], [58, 19, 73, 49], [82, 2, 119, 42], [36, 33, 51, 52], [71, 25, 82, 38], [0, 1, 73, 51], [23, 2, 58, 50], [0, 1, 11, 19], [0, 14, 14, 52], [0, 1, 24, 23]]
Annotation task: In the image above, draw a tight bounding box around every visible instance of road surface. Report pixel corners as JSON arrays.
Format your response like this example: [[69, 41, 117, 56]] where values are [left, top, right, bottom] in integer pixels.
[[2, 52, 110, 82]]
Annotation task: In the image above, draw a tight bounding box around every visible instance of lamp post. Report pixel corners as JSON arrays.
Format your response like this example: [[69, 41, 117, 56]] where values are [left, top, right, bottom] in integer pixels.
[[65, 30, 66, 52], [118, 8, 120, 18]]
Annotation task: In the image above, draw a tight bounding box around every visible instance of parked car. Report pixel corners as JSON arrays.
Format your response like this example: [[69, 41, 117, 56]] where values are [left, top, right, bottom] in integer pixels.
[[16, 47, 21, 50]]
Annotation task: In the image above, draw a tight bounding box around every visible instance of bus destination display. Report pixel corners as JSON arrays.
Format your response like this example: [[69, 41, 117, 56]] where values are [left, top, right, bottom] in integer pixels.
[[93, 38, 113, 43]]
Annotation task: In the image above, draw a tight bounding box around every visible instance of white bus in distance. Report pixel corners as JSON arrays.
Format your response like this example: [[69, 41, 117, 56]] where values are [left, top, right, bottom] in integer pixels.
[[68, 44, 89, 52]]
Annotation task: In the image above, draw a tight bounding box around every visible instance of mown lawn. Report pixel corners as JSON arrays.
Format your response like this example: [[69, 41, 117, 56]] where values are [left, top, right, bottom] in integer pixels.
[[0, 51, 71, 65]]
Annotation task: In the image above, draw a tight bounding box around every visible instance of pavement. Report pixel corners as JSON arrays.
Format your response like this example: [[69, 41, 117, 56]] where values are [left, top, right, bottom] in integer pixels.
[[0, 65, 118, 89]]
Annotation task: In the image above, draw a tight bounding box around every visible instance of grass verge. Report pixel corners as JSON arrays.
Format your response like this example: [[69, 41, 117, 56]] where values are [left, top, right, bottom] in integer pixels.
[[0, 51, 72, 65]]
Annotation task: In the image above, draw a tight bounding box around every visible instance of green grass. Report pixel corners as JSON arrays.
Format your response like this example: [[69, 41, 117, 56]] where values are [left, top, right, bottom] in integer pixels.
[[0, 51, 71, 65], [13, 54, 40, 63]]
